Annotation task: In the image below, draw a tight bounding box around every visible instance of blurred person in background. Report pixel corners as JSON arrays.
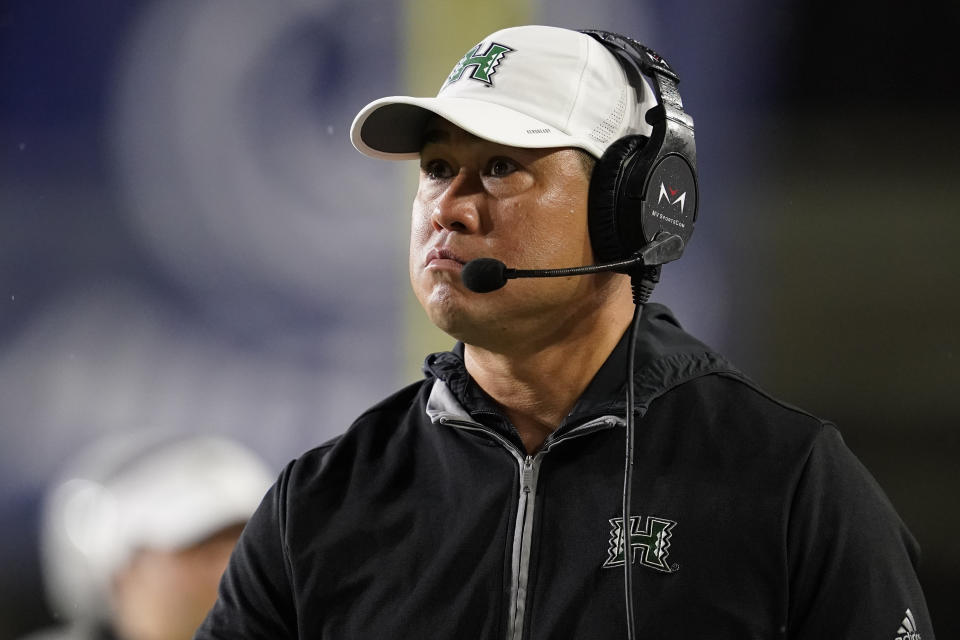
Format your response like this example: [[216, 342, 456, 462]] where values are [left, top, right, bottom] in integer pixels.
[[21, 432, 273, 640]]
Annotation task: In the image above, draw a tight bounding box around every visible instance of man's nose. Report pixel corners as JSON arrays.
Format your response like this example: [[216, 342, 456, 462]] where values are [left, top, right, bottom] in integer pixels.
[[431, 171, 483, 233]]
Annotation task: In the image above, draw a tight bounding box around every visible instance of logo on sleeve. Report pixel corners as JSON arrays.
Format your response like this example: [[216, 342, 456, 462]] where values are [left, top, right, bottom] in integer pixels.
[[443, 42, 514, 88], [895, 608, 921, 640], [602, 515, 678, 573]]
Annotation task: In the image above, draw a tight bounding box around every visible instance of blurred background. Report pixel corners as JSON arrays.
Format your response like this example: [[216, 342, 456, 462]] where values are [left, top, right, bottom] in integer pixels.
[[1, 0, 957, 637]]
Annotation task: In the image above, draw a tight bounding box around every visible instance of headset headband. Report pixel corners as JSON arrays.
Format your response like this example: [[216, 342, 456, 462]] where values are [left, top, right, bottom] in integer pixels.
[[579, 29, 693, 131]]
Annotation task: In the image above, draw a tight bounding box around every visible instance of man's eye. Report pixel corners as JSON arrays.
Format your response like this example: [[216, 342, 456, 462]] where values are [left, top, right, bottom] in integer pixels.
[[487, 158, 517, 177], [422, 159, 452, 180]]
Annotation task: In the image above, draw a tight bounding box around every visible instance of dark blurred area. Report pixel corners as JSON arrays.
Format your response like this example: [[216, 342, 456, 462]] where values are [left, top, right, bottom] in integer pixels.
[[1, 1, 957, 638], [738, 3, 960, 634]]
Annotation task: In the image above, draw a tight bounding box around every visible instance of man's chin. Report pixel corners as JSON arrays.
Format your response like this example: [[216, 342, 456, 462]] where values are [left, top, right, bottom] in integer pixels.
[[422, 297, 500, 345], [418, 281, 550, 348], [424, 304, 477, 343]]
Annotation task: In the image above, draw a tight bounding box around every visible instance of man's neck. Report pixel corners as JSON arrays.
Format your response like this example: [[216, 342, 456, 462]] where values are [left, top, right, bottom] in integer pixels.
[[463, 304, 633, 454]]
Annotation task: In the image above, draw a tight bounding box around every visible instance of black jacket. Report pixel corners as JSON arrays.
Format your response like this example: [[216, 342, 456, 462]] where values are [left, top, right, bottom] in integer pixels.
[[196, 304, 934, 639]]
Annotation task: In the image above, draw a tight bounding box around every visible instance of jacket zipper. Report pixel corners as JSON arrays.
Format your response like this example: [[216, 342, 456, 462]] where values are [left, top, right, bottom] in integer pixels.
[[508, 453, 540, 640], [437, 415, 622, 639]]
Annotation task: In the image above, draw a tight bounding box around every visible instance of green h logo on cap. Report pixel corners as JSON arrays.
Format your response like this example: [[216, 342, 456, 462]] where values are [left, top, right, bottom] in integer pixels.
[[443, 41, 514, 88]]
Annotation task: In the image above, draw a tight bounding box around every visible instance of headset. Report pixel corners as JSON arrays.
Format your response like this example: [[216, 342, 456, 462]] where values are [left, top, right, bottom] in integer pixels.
[[460, 31, 698, 294], [581, 29, 698, 271]]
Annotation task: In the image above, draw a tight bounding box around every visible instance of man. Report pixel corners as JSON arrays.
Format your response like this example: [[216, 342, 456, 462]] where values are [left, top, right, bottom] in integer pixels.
[[196, 25, 934, 639]]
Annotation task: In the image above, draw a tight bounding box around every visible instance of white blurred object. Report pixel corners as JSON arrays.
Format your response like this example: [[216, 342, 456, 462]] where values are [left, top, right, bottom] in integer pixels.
[[40, 431, 274, 623]]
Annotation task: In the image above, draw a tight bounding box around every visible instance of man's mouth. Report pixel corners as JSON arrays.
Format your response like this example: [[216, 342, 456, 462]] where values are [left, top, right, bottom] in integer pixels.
[[425, 248, 466, 270]]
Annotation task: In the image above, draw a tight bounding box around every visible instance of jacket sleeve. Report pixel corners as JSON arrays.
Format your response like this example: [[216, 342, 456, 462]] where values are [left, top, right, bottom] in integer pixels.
[[194, 463, 298, 640], [786, 424, 935, 639]]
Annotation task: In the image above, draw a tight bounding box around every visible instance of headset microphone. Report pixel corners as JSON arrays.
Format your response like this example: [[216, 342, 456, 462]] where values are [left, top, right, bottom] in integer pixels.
[[460, 233, 684, 294], [461, 255, 642, 294]]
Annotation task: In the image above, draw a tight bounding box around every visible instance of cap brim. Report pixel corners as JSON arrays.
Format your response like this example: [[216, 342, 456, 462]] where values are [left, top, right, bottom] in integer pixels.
[[350, 96, 592, 160]]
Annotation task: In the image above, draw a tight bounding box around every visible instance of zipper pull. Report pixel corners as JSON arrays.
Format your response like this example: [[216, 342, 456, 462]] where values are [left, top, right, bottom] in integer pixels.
[[522, 456, 534, 493]]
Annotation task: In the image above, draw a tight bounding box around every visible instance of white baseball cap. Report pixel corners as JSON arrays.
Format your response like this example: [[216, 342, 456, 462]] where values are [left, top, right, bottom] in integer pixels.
[[40, 431, 274, 621], [350, 25, 657, 160]]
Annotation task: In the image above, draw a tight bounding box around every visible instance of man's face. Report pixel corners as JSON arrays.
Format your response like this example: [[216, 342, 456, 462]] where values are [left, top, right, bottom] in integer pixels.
[[410, 118, 618, 348]]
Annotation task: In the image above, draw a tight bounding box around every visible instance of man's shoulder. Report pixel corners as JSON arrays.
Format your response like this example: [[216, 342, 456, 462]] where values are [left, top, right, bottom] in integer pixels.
[[352, 377, 431, 424], [286, 378, 433, 472], [699, 371, 829, 427], [641, 303, 830, 434], [659, 370, 833, 464]]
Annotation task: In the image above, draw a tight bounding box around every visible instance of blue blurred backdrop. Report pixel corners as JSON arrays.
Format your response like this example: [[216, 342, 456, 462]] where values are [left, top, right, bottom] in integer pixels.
[[1, 1, 957, 637]]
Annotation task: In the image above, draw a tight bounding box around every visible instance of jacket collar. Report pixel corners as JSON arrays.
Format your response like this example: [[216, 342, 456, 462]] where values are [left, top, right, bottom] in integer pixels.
[[422, 303, 742, 441]]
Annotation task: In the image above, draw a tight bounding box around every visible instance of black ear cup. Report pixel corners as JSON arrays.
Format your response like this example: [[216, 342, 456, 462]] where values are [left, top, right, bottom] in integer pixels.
[[581, 29, 698, 270], [587, 134, 651, 266], [639, 152, 697, 252]]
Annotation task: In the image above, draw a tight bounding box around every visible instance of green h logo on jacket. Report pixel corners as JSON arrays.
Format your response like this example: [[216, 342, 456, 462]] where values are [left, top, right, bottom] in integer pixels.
[[603, 515, 678, 573]]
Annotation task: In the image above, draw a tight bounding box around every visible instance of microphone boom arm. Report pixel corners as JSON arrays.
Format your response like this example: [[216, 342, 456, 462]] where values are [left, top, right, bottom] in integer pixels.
[[505, 254, 644, 279]]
